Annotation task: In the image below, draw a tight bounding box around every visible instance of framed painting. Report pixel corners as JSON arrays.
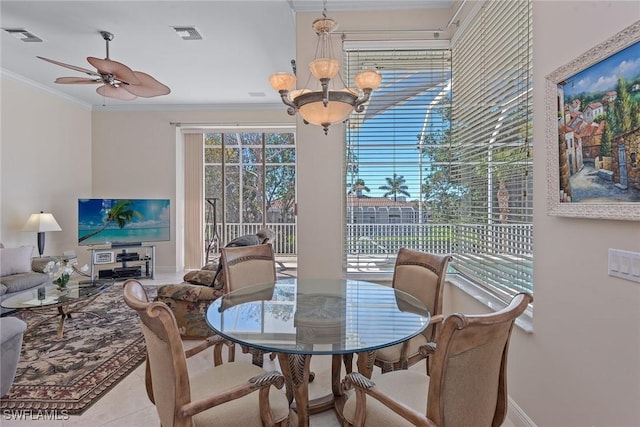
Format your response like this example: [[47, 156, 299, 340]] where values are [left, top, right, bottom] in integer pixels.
[[546, 21, 640, 220]]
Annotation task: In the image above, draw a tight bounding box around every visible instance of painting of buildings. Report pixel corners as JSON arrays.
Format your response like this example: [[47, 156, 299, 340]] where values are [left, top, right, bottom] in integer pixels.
[[557, 39, 640, 204]]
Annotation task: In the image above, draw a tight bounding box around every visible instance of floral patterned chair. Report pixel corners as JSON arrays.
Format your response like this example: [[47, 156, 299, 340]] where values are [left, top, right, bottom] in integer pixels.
[[156, 264, 224, 339], [156, 228, 275, 340]]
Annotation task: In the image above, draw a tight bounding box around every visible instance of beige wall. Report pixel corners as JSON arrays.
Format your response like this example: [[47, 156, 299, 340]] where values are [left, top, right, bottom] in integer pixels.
[[527, 2, 639, 425], [0, 74, 91, 258], [2, 2, 640, 426]]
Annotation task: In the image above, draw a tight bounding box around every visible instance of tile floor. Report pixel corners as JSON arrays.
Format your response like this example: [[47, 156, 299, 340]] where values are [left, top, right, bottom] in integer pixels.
[[1, 272, 517, 427]]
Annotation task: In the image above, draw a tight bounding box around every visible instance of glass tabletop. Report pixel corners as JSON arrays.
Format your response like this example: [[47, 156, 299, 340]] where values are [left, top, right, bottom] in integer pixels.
[[205, 278, 430, 355], [0, 279, 113, 309]]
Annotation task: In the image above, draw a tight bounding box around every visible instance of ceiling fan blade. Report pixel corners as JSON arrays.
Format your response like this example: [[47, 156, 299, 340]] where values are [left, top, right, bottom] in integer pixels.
[[122, 71, 171, 98], [37, 56, 100, 77], [87, 57, 141, 85], [55, 77, 101, 84], [96, 84, 137, 101]]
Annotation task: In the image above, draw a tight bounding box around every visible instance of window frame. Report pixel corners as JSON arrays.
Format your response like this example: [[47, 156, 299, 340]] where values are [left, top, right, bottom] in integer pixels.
[[342, 0, 533, 324]]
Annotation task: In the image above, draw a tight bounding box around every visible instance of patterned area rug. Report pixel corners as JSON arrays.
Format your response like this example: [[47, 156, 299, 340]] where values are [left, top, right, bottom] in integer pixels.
[[0, 283, 156, 415]]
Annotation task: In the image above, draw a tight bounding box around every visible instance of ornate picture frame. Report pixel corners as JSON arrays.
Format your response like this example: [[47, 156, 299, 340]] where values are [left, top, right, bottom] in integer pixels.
[[546, 21, 640, 221]]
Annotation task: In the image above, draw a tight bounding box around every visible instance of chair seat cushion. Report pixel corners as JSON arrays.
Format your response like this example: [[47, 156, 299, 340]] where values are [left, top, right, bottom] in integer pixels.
[[190, 361, 290, 427], [375, 333, 428, 364], [157, 283, 223, 302], [343, 370, 429, 427]]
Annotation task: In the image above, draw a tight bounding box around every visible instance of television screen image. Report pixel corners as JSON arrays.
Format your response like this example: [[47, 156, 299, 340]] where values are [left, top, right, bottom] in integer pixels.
[[78, 198, 170, 246]]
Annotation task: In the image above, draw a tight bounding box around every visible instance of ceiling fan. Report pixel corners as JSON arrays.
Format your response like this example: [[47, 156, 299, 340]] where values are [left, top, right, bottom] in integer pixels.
[[37, 31, 170, 101]]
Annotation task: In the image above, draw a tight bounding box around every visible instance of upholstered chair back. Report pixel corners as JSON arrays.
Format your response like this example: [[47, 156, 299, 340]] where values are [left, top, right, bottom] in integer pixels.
[[123, 280, 190, 427], [392, 249, 450, 342], [426, 293, 532, 427], [220, 244, 276, 293]]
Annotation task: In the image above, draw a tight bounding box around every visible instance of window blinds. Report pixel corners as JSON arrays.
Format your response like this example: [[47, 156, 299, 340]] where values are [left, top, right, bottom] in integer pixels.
[[343, 0, 533, 302], [344, 48, 453, 271], [450, 0, 533, 300]]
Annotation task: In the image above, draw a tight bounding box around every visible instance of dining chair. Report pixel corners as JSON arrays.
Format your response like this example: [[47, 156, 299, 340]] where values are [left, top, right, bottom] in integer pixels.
[[123, 279, 290, 427], [374, 248, 451, 373], [341, 292, 532, 427], [220, 243, 278, 367]]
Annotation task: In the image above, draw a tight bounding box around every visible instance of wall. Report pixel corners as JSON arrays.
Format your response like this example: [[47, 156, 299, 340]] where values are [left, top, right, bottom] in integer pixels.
[[0, 74, 91, 257]]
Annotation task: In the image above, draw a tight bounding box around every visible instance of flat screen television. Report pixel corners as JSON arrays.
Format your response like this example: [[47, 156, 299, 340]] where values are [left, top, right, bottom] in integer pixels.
[[78, 198, 170, 246]]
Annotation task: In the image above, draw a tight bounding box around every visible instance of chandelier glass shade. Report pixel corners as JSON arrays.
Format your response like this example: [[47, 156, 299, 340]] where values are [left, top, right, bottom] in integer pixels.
[[269, 16, 382, 134]]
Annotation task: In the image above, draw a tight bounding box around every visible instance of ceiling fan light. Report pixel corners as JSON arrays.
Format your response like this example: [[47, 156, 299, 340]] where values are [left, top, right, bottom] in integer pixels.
[[87, 57, 141, 85], [269, 72, 296, 92], [309, 59, 340, 80], [97, 84, 137, 100], [355, 69, 382, 91]]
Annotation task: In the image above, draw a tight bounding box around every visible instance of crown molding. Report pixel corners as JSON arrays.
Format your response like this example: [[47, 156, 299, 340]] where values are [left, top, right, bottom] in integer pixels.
[[1, 68, 92, 110]]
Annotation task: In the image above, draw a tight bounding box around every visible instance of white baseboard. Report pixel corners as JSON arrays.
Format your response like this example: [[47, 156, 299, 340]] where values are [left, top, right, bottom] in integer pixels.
[[508, 396, 537, 427]]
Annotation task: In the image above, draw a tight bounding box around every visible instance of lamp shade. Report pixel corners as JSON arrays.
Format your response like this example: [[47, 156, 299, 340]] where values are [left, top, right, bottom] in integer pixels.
[[355, 70, 383, 91], [297, 89, 359, 127], [269, 72, 297, 92], [22, 212, 62, 232], [309, 59, 340, 80]]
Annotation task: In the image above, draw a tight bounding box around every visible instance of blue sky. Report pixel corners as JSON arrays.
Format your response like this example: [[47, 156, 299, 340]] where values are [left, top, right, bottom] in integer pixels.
[[563, 41, 640, 98], [349, 71, 451, 199]]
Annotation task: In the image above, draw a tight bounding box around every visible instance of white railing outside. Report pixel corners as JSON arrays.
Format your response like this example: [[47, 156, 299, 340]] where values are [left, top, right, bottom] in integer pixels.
[[205, 222, 532, 259]]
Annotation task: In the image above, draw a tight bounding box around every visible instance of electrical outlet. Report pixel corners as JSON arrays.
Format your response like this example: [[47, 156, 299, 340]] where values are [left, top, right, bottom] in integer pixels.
[[608, 249, 640, 283]]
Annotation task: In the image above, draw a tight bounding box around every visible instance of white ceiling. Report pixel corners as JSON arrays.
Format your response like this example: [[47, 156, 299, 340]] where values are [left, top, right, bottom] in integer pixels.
[[1, 1, 455, 110]]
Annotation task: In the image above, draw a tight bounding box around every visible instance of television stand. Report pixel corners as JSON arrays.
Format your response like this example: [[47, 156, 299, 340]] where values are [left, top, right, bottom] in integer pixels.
[[89, 244, 155, 281]]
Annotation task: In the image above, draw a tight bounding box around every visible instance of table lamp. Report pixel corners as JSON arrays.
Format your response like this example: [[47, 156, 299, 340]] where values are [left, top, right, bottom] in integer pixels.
[[22, 211, 62, 257]]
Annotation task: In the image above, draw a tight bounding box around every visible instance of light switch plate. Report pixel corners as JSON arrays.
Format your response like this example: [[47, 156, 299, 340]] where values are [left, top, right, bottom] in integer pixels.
[[608, 249, 640, 283]]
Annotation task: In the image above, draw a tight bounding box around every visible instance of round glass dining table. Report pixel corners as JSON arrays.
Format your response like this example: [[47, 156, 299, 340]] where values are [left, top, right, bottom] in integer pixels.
[[205, 277, 430, 427]]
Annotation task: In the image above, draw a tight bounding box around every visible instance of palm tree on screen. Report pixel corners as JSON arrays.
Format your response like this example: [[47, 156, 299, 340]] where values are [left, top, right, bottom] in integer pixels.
[[78, 200, 142, 243], [379, 173, 411, 201]]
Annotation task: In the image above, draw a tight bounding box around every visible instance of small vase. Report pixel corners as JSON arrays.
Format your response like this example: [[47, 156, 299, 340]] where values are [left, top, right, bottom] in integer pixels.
[[55, 274, 70, 292]]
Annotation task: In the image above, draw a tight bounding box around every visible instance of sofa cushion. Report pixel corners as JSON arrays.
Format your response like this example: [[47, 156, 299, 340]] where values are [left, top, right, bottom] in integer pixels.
[[31, 257, 56, 273], [0, 246, 34, 276], [0, 272, 49, 294], [183, 261, 225, 290], [157, 282, 223, 302], [183, 269, 216, 287]]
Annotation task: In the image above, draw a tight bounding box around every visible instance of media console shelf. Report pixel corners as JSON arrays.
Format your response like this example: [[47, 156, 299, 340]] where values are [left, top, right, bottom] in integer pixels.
[[88, 244, 155, 281]]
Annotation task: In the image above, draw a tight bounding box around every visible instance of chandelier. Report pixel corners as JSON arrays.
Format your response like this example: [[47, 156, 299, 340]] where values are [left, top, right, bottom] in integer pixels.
[[269, 11, 382, 135]]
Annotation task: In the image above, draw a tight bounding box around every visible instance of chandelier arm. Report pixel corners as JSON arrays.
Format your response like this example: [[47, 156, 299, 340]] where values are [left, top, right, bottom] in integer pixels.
[[353, 89, 373, 113], [278, 91, 298, 115]]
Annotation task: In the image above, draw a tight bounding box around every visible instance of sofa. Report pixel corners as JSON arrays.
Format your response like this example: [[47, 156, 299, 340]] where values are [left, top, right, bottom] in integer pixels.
[[0, 316, 27, 397], [0, 244, 52, 314]]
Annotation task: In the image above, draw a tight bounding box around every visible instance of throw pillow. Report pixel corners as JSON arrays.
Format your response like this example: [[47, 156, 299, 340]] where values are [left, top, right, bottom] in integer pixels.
[[0, 246, 34, 276], [183, 269, 216, 287]]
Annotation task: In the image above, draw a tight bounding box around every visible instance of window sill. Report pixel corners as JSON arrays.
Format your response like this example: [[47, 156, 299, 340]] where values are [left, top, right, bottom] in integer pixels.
[[347, 271, 533, 333], [447, 274, 533, 333]]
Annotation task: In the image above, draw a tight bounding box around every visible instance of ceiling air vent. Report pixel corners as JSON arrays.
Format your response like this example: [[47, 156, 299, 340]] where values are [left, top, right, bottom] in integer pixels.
[[172, 26, 203, 41], [3, 28, 43, 42]]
